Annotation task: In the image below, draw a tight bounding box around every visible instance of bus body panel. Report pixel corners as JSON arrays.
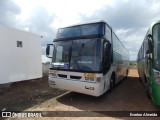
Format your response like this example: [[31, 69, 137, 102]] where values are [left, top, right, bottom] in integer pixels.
[[137, 20, 160, 105], [152, 69, 160, 105], [102, 65, 116, 93], [48, 70, 104, 96], [49, 77, 102, 96], [152, 83, 160, 105], [48, 59, 129, 96], [112, 52, 129, 84]]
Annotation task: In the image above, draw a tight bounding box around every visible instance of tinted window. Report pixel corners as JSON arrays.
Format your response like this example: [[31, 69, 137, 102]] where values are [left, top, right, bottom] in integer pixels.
[[57, 23, 104, 39], [105, 25, 111, 42], [153, 24, 160, 70]]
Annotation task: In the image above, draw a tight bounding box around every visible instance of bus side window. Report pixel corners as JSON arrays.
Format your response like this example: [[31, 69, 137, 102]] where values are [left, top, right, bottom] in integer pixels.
[[56, 46, 63, 61]]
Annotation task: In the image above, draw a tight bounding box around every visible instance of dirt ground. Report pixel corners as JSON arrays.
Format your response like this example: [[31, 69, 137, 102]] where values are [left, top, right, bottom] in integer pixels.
[[0, 69, 160, 120]]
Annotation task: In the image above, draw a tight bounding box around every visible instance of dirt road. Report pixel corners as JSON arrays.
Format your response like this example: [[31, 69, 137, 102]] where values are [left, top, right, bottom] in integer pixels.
[[1, 69, 160, 119]]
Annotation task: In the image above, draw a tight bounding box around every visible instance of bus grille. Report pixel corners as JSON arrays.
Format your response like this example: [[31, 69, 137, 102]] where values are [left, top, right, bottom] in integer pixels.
[[57, 74, 67, 78], [70, 75, 82, 80]]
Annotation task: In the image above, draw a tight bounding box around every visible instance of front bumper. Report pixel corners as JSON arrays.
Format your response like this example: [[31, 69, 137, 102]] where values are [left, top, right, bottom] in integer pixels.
[[48, 77, 102, 97]]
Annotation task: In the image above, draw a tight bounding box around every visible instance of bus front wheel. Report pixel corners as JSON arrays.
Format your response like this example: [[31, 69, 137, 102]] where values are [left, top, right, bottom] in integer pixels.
[[110, 74, 115, 90]]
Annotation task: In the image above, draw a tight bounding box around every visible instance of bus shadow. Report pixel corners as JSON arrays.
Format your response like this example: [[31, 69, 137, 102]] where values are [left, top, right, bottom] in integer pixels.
[[56, 74, 160, 117]]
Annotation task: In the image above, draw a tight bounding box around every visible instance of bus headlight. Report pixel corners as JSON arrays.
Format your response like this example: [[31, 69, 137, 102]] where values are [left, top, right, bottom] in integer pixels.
[[155, 77, 160, 84], [49, 73, 57, 78]]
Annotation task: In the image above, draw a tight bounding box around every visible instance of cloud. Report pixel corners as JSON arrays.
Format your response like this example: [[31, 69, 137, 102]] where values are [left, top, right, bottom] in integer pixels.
[[27, 7, 56, 40], [116, 28, 147, 60], [86, 0, 160, 29], [77, 0, 160, 60], [0, 0, 21, 27], [0, 0, 56, 62], [3, 0, 160, 60], [20, 6, 57, 55], [33, 0, 160, 60]]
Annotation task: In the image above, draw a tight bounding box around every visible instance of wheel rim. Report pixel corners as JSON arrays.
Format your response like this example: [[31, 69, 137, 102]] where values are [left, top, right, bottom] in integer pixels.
[[110, 78, 113, 88]]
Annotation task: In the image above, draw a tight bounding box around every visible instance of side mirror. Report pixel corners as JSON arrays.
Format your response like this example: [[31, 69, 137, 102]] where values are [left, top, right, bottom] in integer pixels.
[[145, 54, 149, 59], [105, 43, 112, 62], [147, 34, 153, 53], [46, 44, 53, 58]]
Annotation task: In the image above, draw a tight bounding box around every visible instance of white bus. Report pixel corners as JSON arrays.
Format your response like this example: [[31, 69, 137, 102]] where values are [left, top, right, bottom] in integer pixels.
[[46, 21, 130, 96]]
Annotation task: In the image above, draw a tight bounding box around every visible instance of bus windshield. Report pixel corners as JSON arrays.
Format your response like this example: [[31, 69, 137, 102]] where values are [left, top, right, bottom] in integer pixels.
[[52, 39, 102, 72], [57, 23, 104, 39], [153, 23, 160, 70]]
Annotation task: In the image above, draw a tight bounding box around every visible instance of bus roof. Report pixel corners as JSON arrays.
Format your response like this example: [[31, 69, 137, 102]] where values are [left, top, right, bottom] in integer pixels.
[[148, 20, 160, 34], [151, 20, 160, 27], [58, 20, 110, 29]]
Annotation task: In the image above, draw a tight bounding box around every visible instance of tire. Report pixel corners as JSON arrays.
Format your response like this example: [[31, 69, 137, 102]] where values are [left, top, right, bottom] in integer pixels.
[[145, 84, 151, 99], [138, 70, 142, 83], [126, 69, 129, 76], [110, 74, 115, 90]]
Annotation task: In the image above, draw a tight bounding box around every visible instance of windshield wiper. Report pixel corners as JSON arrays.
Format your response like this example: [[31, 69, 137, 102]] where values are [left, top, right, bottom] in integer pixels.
[[70, 43, 85, 71], [68, 45, 81, 71], [71, 56, 81, 70]]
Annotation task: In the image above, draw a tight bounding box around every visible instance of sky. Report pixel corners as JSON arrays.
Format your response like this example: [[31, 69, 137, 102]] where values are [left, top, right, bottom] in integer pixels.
[[0, 0, 160, 62]]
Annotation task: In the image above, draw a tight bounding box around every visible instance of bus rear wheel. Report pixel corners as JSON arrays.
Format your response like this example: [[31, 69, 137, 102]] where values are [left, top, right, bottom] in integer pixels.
[[145, 84, 151, 99], [144, 76, 151, 99], [126, 69, 129, 76]]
